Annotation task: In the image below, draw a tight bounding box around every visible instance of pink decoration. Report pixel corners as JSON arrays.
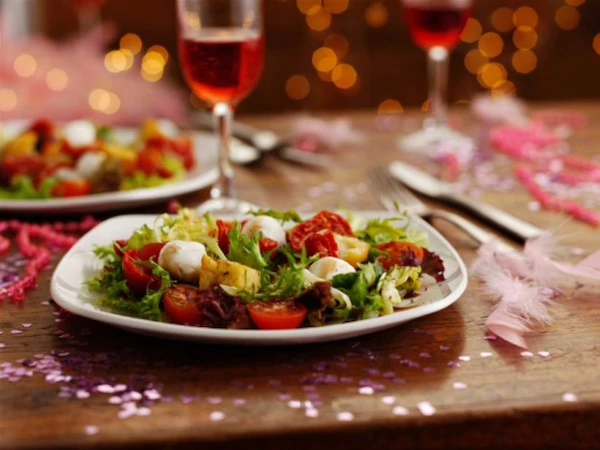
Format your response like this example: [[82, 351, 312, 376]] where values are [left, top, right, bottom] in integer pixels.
[[490, 125, 560, 161], [532, 109, 588, 131], [471, 95, 529, 126], [290, 117, 364, 152], [0, 26, 187, 125], [472, 232, 600, 348]]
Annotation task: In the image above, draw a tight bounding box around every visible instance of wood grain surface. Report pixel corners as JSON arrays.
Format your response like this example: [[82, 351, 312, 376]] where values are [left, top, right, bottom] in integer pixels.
[[1, 106, 599, 450]]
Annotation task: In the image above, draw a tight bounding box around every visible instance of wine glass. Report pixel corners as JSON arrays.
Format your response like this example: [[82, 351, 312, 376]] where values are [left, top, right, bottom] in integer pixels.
[[399, 0, 473, 152], [176, 0, 265, 214], [72, 0, 106, 33]]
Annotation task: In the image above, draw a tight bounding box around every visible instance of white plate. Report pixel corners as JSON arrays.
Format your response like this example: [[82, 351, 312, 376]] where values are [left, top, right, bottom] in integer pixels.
[[0, 123, 260, 215], [50, 211, 468, 345]]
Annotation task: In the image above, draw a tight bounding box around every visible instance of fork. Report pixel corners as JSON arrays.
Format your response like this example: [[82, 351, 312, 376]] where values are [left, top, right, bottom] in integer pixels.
[[368, 167, 514, 250]]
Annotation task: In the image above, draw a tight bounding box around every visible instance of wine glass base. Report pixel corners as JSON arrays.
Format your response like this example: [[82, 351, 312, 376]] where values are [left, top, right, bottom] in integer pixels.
[[196, 197, 259, 216], [398, 125, 473, 154]]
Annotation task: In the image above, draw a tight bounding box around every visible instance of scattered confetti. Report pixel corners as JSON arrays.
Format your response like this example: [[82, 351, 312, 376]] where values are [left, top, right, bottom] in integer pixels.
[[538, 351, 551, 358], [458, 355, 471, 362], [84, 425, 99, 436], [209, 411, 225, 422], [484, 335, 498, 341], [10, 330, 23, 335], [480, 352, 493, 358], [562, 393, 578, 403], [417, 401, 436, 416], [520, 351, 534, 358], [381, 396, 396, 405], [21, 323, 32, 328], [453, 382, 467, 390], [305, 408, 319, 418], [287, 400, 302, 409], [358, 386, 374, 395], [392, 406, 409, 416]]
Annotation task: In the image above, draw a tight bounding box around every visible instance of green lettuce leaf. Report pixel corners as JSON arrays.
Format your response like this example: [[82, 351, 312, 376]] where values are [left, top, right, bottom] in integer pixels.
[[377, 266, 422, 309], [0, 176, 59, 200], [248, 209, 303, 223], [356, 218, 408, 246], [120, 156, 186, 191], [227, 224, 270, 271], [332, 262, 384, 308]]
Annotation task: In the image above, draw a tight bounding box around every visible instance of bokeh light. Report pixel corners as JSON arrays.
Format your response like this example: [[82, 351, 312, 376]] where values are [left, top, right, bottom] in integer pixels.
[[512, 50, 538, 74], [325, 34, 349, 58], [14, 54, 37, 77], [104, 50, 130, 73], [460, 18, 482, 43], [479, 63, 507, 89], [332, 64, 357, 89], [492, 7, 514, 33], [285, 75, 311, 100], [491, 80, 517, 99], [88, 89, 121, 114], [565, 0, 585, 6], [312, 47, 338, 72], [377, 99, 404, 114], [0, 88, 18, 112], [555, 6, 580, 30], [513, 7, 538, 29], [148, 45, 169, 64], [513, 27, 538, 50], [306, 6, 332, 31], [593, 34, 600, 55], [297, 0, 320, 14], [464, 49, 489, 74], [120, 33, 142, 55], [324, 0, 349, 14], [421, 100, 430, 112], [478, 32, 504, 58], [46, 69, 69, 92], [365, 2, 389, 28]]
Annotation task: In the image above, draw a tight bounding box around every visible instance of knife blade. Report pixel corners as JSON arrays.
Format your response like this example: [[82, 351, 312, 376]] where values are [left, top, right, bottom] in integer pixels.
[[193, 112, 331, 168], [389, 160, 543, 242]]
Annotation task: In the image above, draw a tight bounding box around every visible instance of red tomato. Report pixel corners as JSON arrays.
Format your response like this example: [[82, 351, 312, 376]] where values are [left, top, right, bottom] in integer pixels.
[[113, 240, 128, 258], [377, 242, 425, 270], [137, 148, 173, 178], [169, 137, 195, 170], [0, 155, 46, 184], [314, 211, 355, 237], [138, 243, 166, 262], [51, 180, 92, 198], [288, 219, 323, 252], [122, 249, 162, 296], [216, 220, 233, 254], [259, 238, 279, 256], [304, 230, 339, 258], [28, 119, 55, 142], [248, 300, 308, 330], [163, 285, 202, 325]]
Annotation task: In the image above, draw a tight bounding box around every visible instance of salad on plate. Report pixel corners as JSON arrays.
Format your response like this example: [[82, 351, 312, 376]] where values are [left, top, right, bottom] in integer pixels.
[[0, 118, 196, 199], [87, 209, 446, 331]]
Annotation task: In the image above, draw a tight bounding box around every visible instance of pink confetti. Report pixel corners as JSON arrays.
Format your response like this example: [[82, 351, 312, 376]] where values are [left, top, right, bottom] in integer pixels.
[[336, 411, 354, 422], [538, 351, 551, 357], [484, 335, 498, 341], [209, 411, 225, 422], [305, 408, 319, 418], [417, 401, 436, 416], [562, 393, 578, 402], [0, 344, 5, 349], [453, 382, 468, 390], [21, 323, 32, 328], [520, 351, 534, 358], [287, 400, 302, 409], [11, 330, 23, 335], [76, 390, 90, 399], [136, 407, 151, 417], [392, 406, 409, 416], [458, 355, 471, 362], [480, 352, 493, 358], [358, 386, 374, 395], [108, 396, 122, 405], [96, 384, 115, 394], [84, 425, 99, 436]]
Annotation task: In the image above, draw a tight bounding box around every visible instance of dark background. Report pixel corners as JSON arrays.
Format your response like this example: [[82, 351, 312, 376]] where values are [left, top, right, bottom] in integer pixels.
[[39, 0, 600, 114]]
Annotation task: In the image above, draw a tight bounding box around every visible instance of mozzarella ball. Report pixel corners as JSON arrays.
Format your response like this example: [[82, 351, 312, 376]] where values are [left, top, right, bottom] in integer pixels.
[[241, 216, 287, 247], [76, 152, 106, 179], [309, 257, 356, 281], [63, 120, 97, 148], [158, 240, 206, 283]]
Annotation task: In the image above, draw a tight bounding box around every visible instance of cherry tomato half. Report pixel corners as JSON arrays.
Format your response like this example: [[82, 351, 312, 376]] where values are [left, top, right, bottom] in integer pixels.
[[216, 220, 233, 254], [314, 211, 355, 237], [259, 237, 279, 257], [377, 242, 425, 270], [113, 239, 128, 258], [146, 136, 195, 170], [288, 211, 354, 252], [304, 230, 339, 258], [137, 148, 173, 178], [288, 219, 323, 252], [51, 180, 92, 198], [163, 285, 202, 325], [248, 300, 308, 330], [122, 249, 162, 296], [138, 243, 166, 262]]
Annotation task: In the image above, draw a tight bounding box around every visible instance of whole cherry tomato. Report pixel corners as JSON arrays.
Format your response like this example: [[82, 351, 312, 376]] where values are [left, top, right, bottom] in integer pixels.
[[248, 300, 308, 330], [216, 220, 233, 254], [51, 180, 92, 198], [163, 285, 202, 325], [377, 242, 425, 270]]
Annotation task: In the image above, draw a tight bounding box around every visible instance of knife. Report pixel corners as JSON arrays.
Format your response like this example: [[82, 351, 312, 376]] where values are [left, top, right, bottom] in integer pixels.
[[389, 160, 543, 242], [193, 112, 331, 168]]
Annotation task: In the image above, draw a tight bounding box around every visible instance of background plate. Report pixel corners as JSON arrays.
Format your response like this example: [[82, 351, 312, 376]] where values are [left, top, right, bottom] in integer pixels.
[[50, 211, 468, 345]]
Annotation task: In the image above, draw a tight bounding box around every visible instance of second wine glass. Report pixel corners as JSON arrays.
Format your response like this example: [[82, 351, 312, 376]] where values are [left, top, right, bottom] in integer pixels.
[[400, 0, 473, 152], [177, 0, 264, 214]]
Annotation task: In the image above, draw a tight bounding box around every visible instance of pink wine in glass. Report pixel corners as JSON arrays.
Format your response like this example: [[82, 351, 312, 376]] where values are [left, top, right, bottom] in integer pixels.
[[403, 1, 472, 51], [179, 28, 265, 106]]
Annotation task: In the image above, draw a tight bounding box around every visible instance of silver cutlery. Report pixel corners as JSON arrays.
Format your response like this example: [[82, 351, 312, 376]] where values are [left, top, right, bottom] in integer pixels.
[[388, 161, 543, 242], [194, 112, 331, 168], [368, 167, 514, 251]]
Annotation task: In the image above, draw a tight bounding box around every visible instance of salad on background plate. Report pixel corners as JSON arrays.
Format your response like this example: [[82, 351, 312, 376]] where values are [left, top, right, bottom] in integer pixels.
[[0, 118, 196, 200], [86, 209, 449, 331]]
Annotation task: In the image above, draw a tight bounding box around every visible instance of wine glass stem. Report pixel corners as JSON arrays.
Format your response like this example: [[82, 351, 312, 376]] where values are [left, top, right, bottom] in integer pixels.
[[427, 46, 450, 128], [211, 102, 235, 200]]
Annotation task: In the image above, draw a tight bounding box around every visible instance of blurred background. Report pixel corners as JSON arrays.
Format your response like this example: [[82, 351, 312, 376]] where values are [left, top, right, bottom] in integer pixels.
[[1, 0, 600, 121]]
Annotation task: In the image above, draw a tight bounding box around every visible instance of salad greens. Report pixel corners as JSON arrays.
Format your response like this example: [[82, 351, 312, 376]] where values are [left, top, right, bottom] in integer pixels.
[[0, 176, 59, 200]]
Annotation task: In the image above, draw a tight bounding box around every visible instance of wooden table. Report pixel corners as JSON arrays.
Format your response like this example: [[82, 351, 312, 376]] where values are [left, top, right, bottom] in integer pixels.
[[1, 106, 599, 449]]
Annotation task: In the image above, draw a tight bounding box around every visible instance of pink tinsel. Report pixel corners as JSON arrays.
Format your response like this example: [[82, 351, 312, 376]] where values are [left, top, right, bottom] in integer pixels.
[[472, 232, 600, 348], [490, 124, 560, 161], [0, 26, 187, 125], [290, 117, 364, 152]]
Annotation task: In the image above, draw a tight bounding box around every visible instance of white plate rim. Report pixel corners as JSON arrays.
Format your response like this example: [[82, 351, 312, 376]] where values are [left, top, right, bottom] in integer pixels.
[[50, 211, 468, 345]]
